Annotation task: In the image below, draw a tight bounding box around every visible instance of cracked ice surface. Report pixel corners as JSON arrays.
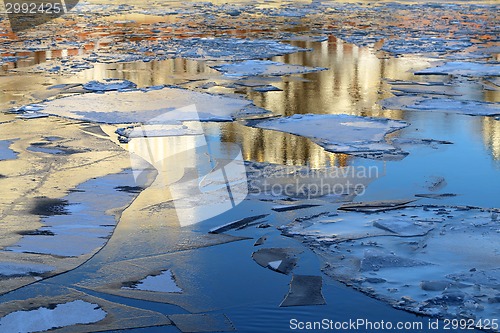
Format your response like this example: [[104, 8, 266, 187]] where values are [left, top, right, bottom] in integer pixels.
[[247, 114, 408, 159], [39, 88, 262, 124], [281, 205, 500, 322], [0, 300, 106, 333], [211, 60, 327, 78]]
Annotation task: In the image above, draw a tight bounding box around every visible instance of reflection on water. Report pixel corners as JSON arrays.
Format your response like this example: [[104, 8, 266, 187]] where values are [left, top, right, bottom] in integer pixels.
[[482, 117, 500, 160], [1, 36, 498, 165]]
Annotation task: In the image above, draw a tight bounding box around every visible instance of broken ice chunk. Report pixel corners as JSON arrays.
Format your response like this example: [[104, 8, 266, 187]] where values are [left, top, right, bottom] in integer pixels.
[[381, 96, 500, 117], [372, 220, 433, 236], [415, 62, 500, 77], [252, 248, 299, 275], [360, 249, 432, 272], [280, 275, 326, 307], [246, 114, 408, 160], [209, 214, 269, 234], [83, 79, 137, 92], [339, 199, 417, 213], [40, 88, 263, 124], [211, 60, 326, 78]]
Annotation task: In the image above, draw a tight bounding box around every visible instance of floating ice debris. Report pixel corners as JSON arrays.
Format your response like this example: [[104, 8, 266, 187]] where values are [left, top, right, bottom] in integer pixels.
[[246, 114, 409, 160], [285, 35, 329, 42], [122, 270, 182, 293], [415, 193, 457, 199], [209, 214, 269, 234], [390, 83, 462, 97], [254, 236, 267, 247], [4, 170, 142, 257], [425, 176, 447, 192], [338, 199, 417, 213], [83, 79, 137, 92], [391, 138, 453, 147], [415, 62, 500, 77], [16, 113, 49, 120], [0, 262, 54, 277], [153, 38, 308, 61], [211, 60, 326, 78], [0, 300, 106, 333], [252, 85, 283, 92], [281, 205, 500, 322], [252, 248, 299, 275], [0, 140, 17, 161], [280, 275, 326, 307], [40, 88, 262, 124], [381, 96, 500, 117], [116, 123, 204, 140], [372, 220, 433, 236], [380, 38, 472, 55], [169, 314, 235, 333], [272, 204, 320, 212]]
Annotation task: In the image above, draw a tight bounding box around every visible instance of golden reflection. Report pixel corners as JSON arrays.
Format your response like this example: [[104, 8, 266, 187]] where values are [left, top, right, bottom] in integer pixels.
[[482, 117, 500, 160]]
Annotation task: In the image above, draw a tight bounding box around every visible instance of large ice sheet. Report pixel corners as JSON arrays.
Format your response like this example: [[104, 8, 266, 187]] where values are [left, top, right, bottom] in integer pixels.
[[281, 205, 500, 322], [381, 96, 500, 117], [247, 114, 408, 159], [4, 170, 141, 257], [211, 60, 326, 78], [38, 88, 260, 124]]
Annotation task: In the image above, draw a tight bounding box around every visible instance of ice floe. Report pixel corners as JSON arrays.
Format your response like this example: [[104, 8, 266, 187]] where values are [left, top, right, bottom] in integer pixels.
[[381, 96, 500, 117], [211, 60, 326, 78], [38, 88, 266, 124], [252, 248, 299, 275], [415, 62, 500, 77], [83, 79, 137, 92], [246, 114, 409, 160], [281, 204, 500, 321], [280, 275, 326, 307]]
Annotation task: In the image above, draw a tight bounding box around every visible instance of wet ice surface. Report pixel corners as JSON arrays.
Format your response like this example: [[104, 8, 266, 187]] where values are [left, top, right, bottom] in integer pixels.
[[415, 62, 500, 77], [0, 140, 17, 161], [381, 96, 500, 117], [0, 262, 54, 277], [122, 270, 182, 293], [0, 300, 106, 333], [4, 170, 140, 257], [247, 114, 408, 159], [281, 205, 500, 322], [39, 87, 263, 124], [211, 60, 327, 78]]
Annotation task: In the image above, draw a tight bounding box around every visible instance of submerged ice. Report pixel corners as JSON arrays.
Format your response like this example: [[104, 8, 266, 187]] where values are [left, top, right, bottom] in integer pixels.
[[281, 204, 500, 322]]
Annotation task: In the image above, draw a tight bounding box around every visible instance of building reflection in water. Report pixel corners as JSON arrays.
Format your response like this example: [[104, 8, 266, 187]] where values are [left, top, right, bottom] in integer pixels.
[[3, 36, 498, 166]]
